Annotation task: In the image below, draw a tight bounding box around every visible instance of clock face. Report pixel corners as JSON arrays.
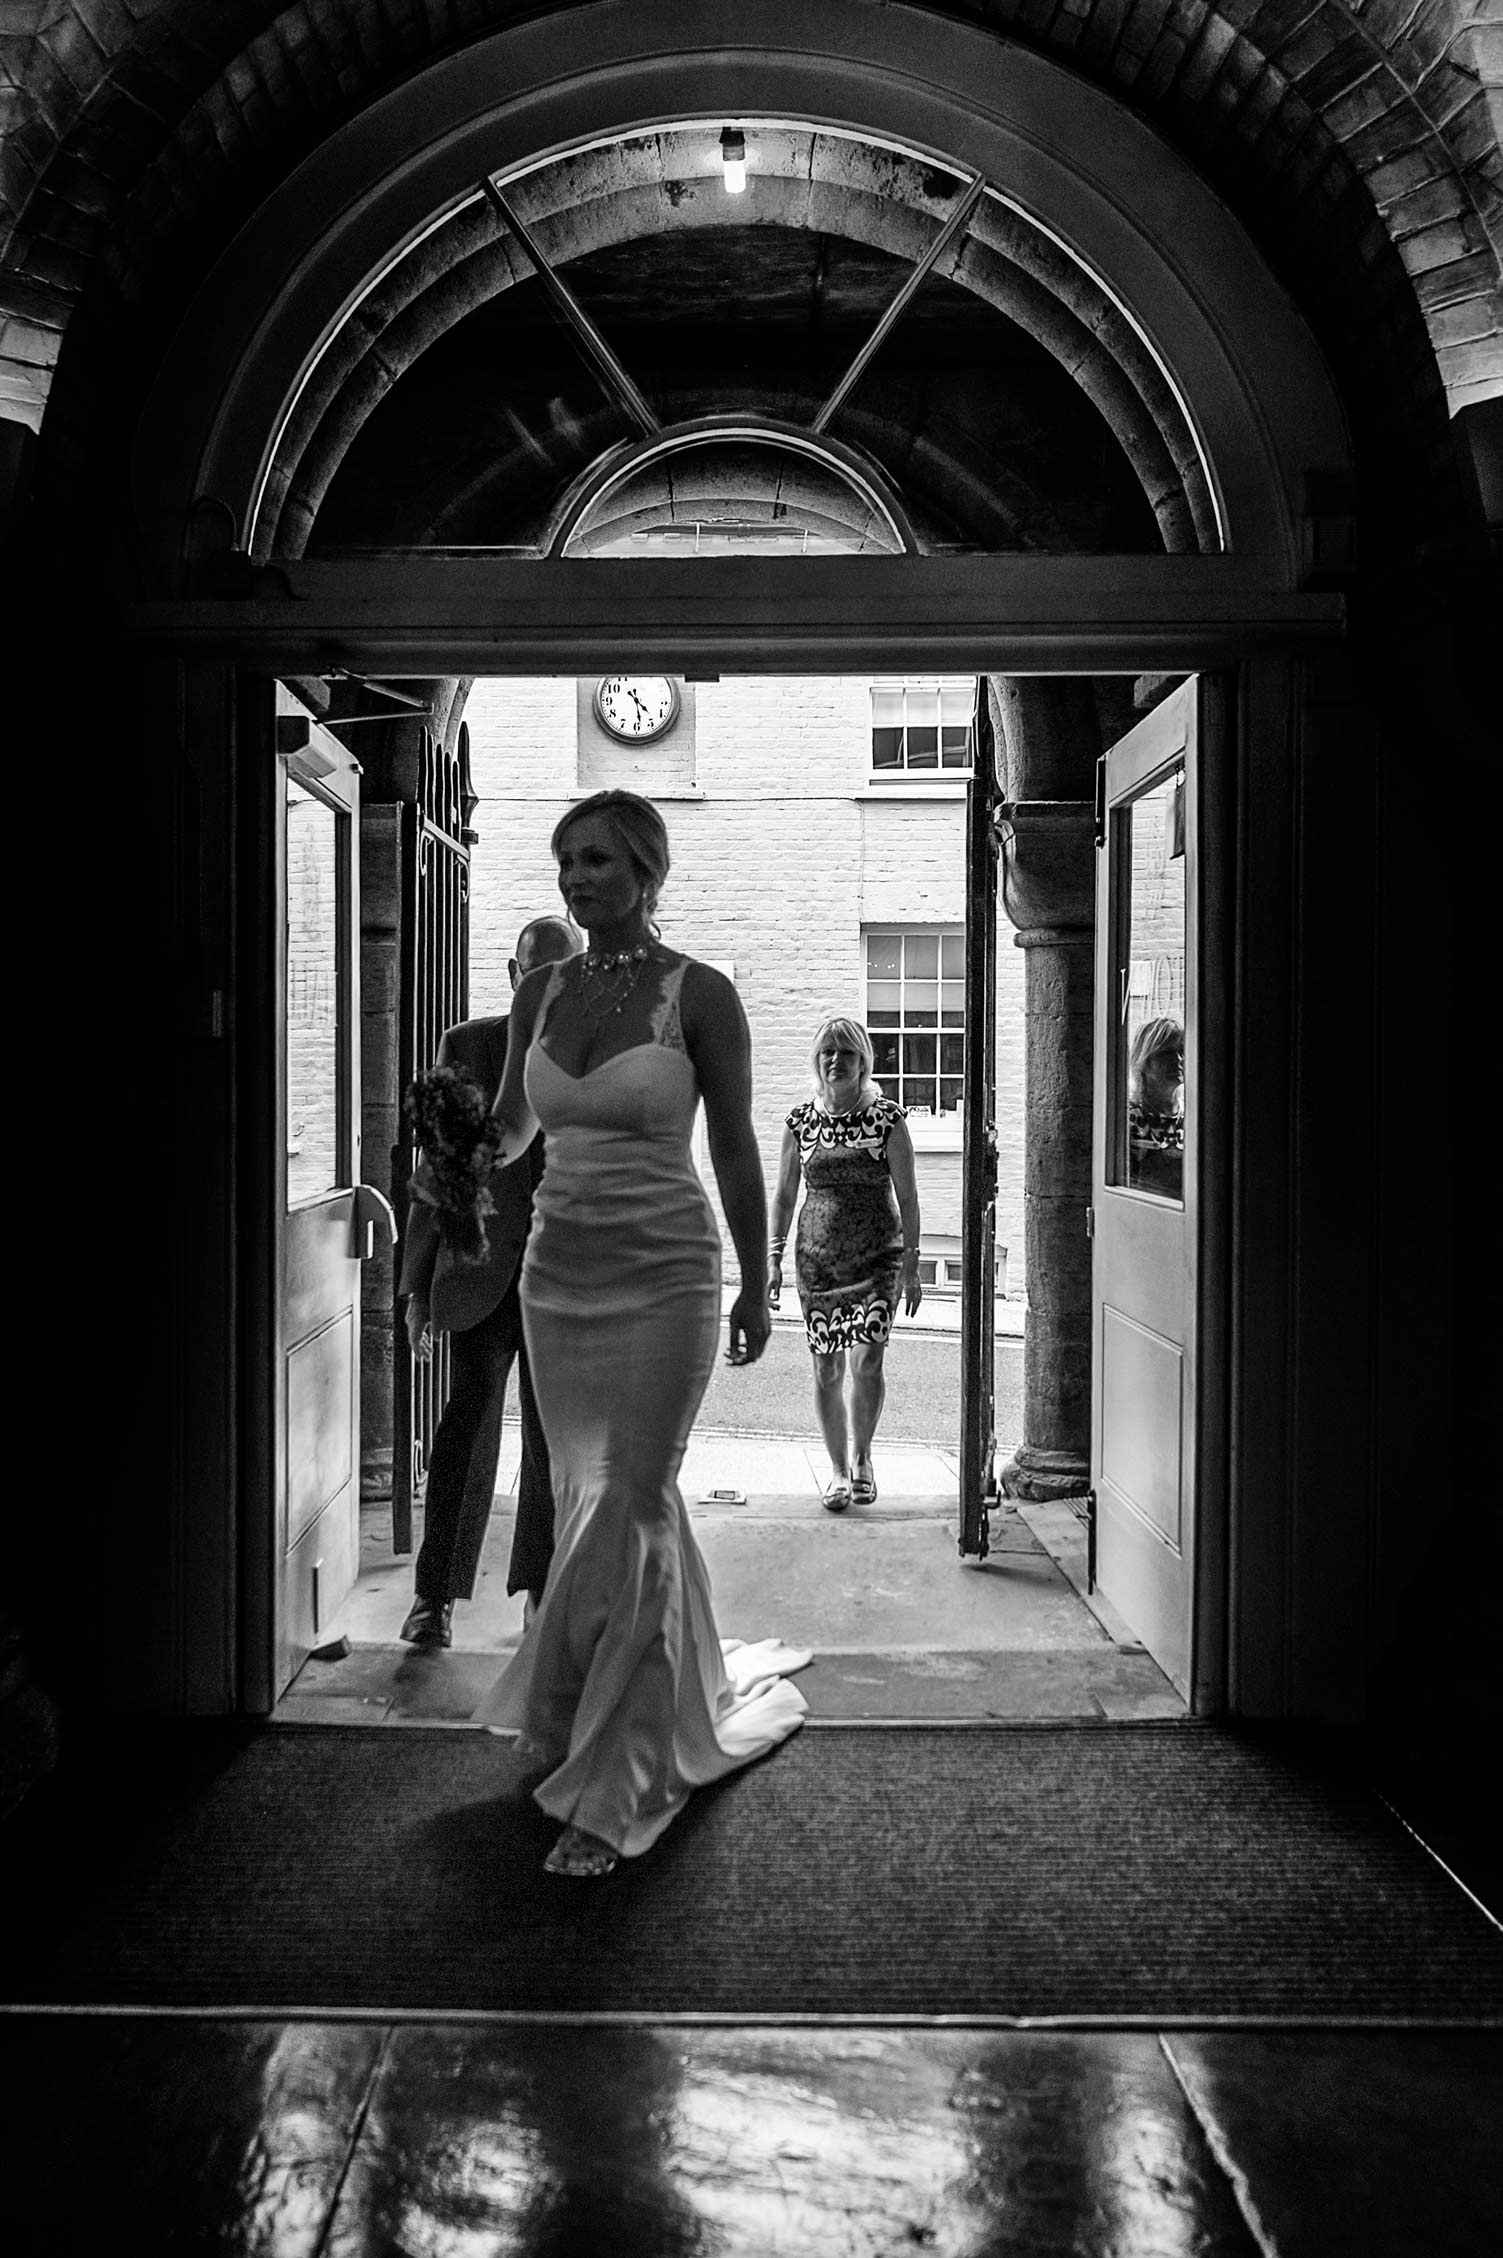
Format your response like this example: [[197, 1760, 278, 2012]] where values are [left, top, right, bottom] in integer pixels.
[[593, 674, 681, 743]]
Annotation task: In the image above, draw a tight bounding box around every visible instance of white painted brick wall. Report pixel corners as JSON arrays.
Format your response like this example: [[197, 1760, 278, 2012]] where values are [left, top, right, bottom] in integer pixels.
[[463, 676, 1029, 1292]]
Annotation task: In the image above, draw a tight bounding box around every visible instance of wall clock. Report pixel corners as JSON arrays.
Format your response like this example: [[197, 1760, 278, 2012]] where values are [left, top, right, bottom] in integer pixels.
[[593, 675, 681, 743]]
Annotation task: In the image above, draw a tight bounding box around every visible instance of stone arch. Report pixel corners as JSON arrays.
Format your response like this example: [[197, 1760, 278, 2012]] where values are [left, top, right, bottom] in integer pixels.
[[127, 1, 1352, 589]]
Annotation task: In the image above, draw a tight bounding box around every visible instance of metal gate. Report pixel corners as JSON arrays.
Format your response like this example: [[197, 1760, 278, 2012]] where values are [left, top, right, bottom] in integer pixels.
[[391, 719, 473, 1551]]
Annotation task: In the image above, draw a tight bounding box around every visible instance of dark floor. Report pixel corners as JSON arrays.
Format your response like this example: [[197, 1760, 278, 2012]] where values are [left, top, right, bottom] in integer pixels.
[[2, 2016, 1500, 2254], [4, 1719, 1498, 2253]]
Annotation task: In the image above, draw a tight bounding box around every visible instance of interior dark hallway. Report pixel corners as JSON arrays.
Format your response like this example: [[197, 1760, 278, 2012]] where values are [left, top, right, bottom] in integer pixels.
[[4, 0, 1501, 2247]]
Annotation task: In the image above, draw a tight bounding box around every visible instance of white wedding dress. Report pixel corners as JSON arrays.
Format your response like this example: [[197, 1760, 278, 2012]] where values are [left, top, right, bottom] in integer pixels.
[[475, 956, 810, 1857]]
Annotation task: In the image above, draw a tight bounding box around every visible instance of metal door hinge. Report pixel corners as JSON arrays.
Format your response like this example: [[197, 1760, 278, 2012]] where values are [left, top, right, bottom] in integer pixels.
[[1084, 1204, 1095, 1238]]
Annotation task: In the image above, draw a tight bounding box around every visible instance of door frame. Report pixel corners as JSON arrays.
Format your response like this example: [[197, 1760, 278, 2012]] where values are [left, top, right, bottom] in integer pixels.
[[1088, 676, 1231, 1708], [137, 581, 1333, 1716], [238, 680, 366, 1711]]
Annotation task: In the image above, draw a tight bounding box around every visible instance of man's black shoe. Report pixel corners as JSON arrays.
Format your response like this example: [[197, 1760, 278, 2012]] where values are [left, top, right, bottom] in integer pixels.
[[399, 1596, 454, 1648]]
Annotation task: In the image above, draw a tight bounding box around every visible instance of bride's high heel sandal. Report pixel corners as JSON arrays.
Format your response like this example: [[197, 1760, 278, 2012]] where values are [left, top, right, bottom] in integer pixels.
[[544, 1824, 619, 1878]]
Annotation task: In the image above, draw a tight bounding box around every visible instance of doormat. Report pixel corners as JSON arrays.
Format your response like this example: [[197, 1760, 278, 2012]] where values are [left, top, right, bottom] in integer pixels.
[[4, 1721, 1499, 2022]]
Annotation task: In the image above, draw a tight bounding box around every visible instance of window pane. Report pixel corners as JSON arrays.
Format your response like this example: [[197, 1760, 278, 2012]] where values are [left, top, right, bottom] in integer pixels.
[[918, 1258, 938, 1284], [941, 934, 965, 978], [939, 1077, 963, 1113], [905, 726, 938, 766], [941, 684, 977, 727], [1115, 762, 1186, 1201], [871, 688, 904, 728], [867, 980, 901, 1015], [905, 687, 940, 726], [940, 727, 971, 766], [871, 1032, 900, 1075], [905, 936, 939, 977], [940, 1034, 964, 1074], [286, 778, 342, 1205], [906, 979, 938, 1016], [904, 1033, 937, 1074], [872, 727, 903, 768], [867, 934, 901, 979]]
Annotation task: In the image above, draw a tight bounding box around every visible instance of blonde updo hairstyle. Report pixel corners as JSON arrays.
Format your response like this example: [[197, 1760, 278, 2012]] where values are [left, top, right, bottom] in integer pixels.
[[551, 789, 670, 929], [810, 1016, 882, 1106]]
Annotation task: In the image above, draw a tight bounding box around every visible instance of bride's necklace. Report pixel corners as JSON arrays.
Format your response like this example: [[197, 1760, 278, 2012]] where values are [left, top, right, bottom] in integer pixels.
[[578, 942, 651, 1023]]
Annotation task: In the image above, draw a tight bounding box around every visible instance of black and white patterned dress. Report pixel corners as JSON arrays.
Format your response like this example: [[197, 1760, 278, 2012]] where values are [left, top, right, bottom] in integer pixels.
[[787, 1097, 906, 1353]]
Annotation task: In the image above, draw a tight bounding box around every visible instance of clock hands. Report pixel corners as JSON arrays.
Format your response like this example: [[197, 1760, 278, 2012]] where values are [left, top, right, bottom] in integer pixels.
[[596, 675, 676, 740]]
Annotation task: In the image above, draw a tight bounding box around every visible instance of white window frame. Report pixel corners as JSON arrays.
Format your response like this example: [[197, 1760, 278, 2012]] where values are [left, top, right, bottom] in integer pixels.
[[869, 676, 977, 781], [865, 925, 966, 1140], [916, 1235, 1009, 1298]]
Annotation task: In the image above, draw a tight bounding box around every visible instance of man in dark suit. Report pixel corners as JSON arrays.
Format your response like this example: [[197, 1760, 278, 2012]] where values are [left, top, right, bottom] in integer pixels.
[[397, 914, 581, 1646]]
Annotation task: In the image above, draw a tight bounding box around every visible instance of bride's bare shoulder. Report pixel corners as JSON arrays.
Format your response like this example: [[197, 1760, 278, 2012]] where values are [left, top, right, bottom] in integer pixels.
[[678, 955, 739, 1012], [678, 960, 749, 1067]]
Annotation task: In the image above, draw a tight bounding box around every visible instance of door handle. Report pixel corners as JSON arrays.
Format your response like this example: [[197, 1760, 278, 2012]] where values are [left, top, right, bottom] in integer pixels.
[[353, 1182, 398, 1262]]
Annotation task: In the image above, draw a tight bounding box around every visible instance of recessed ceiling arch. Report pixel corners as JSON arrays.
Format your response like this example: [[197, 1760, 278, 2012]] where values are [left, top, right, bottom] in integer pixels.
[[131, 0, 1351, 589]]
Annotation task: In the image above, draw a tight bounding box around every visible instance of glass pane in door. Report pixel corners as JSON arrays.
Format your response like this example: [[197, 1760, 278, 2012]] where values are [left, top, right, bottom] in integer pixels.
[[285, 775, 343, 1205], [1111, 762, 1186, 1200]]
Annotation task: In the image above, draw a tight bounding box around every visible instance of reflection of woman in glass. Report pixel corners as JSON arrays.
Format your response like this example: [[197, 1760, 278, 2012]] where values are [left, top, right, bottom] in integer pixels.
[[1128, 1014, 1185, 1197], [769, 1018, 923, 1512]]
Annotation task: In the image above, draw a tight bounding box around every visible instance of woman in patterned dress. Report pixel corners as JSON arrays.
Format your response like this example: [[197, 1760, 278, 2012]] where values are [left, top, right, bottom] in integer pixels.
[[769, 1017, 923, 1512]]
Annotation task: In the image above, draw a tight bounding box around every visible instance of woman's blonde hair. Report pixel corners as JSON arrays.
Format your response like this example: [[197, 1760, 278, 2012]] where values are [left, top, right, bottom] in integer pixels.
[[1128, 1015, 1184, 1103], [551, 790, 671, 922], [810, 1016, 882, 1104]]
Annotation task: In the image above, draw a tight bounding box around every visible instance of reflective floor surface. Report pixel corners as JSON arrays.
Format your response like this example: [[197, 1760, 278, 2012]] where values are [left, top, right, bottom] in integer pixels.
[[2, 2018, 1499, 2255]]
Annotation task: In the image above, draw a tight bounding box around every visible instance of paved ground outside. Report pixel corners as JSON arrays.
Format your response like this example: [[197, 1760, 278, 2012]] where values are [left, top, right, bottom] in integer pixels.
[[699, 1304, 1023, 1445], [295, 1370, 1184, 1723]]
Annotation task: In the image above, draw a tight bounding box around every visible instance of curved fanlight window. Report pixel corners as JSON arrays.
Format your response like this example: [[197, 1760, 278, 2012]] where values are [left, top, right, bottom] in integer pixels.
[[296, 121, 1217, 562], [553, 421, 913, 557]]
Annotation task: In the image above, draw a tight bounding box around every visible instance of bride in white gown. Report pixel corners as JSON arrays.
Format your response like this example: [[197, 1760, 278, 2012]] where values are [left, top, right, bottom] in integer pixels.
[[473, 790, 810, 1875]]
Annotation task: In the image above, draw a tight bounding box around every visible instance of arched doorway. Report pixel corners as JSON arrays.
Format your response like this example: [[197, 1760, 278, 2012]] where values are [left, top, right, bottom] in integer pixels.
[[121, 0, 1351, 1718]]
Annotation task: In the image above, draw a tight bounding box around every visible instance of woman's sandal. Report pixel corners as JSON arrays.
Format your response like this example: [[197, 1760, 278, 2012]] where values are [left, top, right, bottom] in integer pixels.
[[821, 1475, 851, 1514], [544, 1824, 619, 1878], [849, 1461, 878, 1506]]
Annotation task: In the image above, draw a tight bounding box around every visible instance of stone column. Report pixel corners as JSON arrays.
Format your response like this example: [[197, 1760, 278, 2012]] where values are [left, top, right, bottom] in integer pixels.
[[988, 677, 1099, 1503]]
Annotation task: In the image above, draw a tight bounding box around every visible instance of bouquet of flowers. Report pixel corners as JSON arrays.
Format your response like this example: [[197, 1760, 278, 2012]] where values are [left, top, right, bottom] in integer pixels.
[[404, 1064, 504, 1265]]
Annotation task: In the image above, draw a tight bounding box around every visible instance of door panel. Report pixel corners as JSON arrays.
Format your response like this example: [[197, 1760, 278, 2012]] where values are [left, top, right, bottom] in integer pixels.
[[959, 685, 999, 1558], [286, 1314, 355, 1547], [275, 689, 362, 1695], [1099, 1309, 1183, 1546], [284, 1201, 360, 1344], [1092, 681, 1195, 1694]]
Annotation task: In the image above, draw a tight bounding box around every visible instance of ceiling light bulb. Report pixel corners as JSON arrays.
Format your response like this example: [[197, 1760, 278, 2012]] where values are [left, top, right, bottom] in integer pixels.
[[720, 128, 747, 194]]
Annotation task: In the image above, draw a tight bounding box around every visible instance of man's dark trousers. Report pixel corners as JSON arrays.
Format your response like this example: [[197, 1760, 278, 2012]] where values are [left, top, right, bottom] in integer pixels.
[[413, 1277, 553, 1603]]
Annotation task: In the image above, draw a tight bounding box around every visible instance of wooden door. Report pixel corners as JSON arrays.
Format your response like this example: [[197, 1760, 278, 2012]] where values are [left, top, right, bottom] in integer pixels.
[[1091, 681, 1197, 1693], [275, 689, 363, 1694]]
